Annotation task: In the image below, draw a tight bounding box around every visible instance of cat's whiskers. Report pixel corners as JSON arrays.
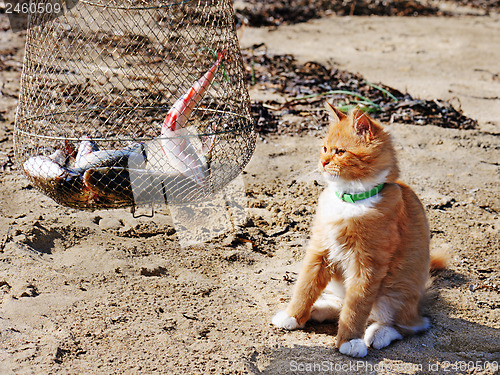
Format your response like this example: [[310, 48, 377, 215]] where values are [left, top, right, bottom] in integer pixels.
[[291, 165, 323, 183], [283, 111, 328, 184]]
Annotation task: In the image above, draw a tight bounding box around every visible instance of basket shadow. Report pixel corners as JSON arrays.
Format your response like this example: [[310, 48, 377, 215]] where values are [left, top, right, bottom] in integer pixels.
[[22, 223, 63, 254]]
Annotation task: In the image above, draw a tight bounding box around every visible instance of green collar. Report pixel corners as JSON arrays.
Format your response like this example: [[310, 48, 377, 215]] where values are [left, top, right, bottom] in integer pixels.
[[335, 183, 385, 203]]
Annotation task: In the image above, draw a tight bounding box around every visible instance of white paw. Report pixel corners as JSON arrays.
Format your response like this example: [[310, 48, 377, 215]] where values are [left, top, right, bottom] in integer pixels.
[[339, 338, 367, 358], [364, 323, 402, 349], [272, 310, 303, 330]]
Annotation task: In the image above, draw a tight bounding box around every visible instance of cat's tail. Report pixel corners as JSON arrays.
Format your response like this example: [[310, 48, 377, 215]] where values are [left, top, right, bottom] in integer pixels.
[[424, 248, 451, 303], [430, 247, 450, 271]]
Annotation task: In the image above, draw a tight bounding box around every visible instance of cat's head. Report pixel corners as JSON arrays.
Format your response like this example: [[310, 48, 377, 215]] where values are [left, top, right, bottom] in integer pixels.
[[319, 102, 399, 186]]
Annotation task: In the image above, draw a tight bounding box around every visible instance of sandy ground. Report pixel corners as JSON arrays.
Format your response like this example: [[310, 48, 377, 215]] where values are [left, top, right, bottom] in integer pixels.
[[0, 8, 499, 375]]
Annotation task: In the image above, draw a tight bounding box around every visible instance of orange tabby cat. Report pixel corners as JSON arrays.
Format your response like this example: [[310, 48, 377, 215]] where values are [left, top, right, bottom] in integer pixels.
[[272, 103, 447, 358]]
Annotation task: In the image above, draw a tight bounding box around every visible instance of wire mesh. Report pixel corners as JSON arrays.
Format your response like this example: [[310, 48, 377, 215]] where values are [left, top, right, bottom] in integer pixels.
[[14, 0, 255, 210]]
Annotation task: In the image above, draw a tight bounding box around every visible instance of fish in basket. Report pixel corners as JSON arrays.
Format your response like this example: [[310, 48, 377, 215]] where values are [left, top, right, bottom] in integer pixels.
[[22, 50, 228, 209]]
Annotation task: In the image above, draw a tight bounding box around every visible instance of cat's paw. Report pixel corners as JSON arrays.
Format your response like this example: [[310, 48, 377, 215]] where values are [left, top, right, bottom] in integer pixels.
[[364, 323, 402, 350], [272, 311, 303, 330], [338, 339, 367, 358]]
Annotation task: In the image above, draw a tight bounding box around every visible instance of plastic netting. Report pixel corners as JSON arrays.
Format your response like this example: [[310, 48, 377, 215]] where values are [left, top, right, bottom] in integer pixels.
[[14, 0, 255, 210]]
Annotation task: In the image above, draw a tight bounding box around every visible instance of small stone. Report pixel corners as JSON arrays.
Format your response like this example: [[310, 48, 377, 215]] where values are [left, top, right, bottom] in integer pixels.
[[221, 234, 237, 247], [98, 217, 123, 231], [20, 285, 39, 298]]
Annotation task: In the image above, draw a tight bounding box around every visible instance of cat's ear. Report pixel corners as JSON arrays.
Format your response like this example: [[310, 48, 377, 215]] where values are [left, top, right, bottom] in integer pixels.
[[351, 107, 377, 138], [325, 101, 346, 125]]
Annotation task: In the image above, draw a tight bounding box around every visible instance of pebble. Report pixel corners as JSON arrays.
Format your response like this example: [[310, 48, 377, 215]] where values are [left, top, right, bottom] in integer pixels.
[[98, 217, 124, 231]]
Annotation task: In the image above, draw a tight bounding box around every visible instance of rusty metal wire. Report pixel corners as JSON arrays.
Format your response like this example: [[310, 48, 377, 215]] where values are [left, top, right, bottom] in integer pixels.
[[14, 0, 255, 210]]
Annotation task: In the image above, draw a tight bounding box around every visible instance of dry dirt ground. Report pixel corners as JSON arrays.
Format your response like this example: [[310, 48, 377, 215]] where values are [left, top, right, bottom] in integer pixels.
[[0, 6, 499, 375]]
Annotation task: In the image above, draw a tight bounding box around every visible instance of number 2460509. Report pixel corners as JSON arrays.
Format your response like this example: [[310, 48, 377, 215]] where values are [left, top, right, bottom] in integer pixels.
[[5, 2, 62, 14]]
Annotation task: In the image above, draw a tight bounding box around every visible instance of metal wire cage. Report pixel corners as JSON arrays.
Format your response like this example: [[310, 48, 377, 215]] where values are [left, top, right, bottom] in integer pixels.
[[14, 0, 255, 210]]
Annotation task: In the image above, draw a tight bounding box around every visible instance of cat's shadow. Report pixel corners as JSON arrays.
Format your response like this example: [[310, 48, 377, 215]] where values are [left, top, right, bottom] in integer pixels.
[[246, 269, 499, 374]]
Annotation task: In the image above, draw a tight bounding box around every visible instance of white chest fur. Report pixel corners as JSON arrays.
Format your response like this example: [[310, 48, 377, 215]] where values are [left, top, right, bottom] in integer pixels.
[[317, 169, 388, 222], [316, 184, 382, 222], [315, 179, 384, 268]]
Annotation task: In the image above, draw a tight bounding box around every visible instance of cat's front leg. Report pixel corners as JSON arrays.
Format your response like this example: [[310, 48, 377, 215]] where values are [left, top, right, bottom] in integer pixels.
[[335, 270, 383, 358], [272, 249, 331, 330]]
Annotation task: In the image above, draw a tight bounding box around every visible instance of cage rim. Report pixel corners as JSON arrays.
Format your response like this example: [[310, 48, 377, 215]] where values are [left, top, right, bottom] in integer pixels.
[[15, 104, 254, 143], [15, 123, 254, 143]]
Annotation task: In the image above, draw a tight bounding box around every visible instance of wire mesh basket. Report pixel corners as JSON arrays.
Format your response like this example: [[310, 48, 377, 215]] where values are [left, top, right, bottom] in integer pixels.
[[14, 0, 255, 211]]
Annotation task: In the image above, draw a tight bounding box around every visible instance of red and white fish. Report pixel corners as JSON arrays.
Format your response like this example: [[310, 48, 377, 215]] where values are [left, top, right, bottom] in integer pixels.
[[159, 49, 227, 186]]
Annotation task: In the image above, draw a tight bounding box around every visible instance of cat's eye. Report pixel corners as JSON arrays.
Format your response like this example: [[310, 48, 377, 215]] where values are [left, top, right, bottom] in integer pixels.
[[322, 146, 327, 153], [336, 149, 345, 156]]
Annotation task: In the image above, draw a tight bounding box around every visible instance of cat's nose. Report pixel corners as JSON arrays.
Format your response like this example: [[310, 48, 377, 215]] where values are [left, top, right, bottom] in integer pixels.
[[321, 160, 329, 168]]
